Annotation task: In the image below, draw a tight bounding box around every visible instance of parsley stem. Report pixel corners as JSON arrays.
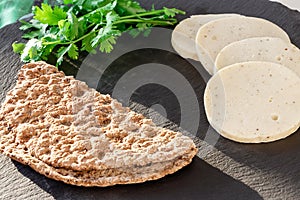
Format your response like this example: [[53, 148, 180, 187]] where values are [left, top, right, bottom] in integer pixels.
[[42, 31, 96, 46], [119, 8, 185, 20], [119, 10, 164, 20], [42, 24, 100, 46], [113, 19, 175, 26], [42, 17, 175, 46]]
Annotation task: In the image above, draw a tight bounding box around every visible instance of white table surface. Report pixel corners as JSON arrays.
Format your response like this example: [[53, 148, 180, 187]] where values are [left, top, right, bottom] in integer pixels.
[[271, 0, 300, 11]]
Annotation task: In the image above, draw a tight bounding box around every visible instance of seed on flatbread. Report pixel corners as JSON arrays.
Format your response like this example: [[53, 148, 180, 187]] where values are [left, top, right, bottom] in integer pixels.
[[0, 62, 197, 187], [204, 61, 300, 143]]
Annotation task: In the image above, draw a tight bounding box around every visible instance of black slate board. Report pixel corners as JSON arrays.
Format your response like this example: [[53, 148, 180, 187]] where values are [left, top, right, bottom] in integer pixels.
[[0, 0, 300, 199]]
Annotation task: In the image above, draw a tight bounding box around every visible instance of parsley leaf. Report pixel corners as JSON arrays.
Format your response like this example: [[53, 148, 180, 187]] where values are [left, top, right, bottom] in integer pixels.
[[19, 19, 44, 31], [56, 43, 78, 65], [81, 32, 96, 53], [56, 45, 70, 66], [91, 25, 121, 52], [116, 0, 145, 16], [13, 0, 185, 66], [20, 39, 43, 62], [41, 44, 57, 60], [58, 12, 79, 40], [68, 43, 79, 59], [63, 0, 74, 5], [163, 7, 179, 17], [83, 0, 114, 12], [12, 42, 26, 53], [34, 3, 67, 25], [99, 36, 116, 53]]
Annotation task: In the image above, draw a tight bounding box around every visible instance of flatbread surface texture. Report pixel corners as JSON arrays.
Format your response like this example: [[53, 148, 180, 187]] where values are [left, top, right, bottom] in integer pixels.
[[0, 62, 197, 187]]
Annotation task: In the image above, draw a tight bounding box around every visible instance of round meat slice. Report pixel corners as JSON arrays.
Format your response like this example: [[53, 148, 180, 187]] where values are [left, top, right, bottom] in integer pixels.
[[215, 37, 300, 77], [204, 61, 300, 143], [171, 14, 241, 61], [196, 16, 290, 75]]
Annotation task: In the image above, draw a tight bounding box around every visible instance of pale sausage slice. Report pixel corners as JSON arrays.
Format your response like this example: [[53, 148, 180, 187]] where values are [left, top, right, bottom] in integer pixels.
[[215, 37, 300, 77], [196, 16, 290, 75], [171, 14, 241, 61], [204, 61, 300, 143]]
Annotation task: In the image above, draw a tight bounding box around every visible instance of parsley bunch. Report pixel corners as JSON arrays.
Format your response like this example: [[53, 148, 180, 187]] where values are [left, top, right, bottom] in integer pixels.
[[12, 0, 185, 66]]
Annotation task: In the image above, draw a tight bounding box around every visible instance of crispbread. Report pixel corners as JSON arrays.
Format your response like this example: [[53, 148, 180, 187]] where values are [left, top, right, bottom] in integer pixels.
[[196, 16, 290, 75], [215, 37, 300, 77], [0, 62, 197, 186], [171, 14, 241, 61], [204, 61, 300, 143]]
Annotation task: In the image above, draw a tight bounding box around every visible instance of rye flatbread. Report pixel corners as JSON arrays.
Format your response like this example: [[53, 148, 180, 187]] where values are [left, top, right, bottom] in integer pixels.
[[171, 14, 241, 61], [204, 61, 300, 143], [0, 62, 197, 187], [196, 16, 290, 75], [215, 37, 300, 77]]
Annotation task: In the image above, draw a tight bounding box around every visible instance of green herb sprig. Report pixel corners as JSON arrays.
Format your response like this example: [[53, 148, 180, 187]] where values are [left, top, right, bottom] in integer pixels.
[[12, 0, 185, 66]]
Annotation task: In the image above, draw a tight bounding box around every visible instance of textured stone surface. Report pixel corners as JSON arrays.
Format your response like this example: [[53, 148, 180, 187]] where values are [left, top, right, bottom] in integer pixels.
[[0, 0, 300, 199]]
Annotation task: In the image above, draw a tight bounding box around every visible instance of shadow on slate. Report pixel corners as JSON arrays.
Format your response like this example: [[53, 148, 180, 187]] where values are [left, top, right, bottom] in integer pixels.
[[13, 157, 262, 200], [97, 48, 209, 139], [131, 83, 182, 127]]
